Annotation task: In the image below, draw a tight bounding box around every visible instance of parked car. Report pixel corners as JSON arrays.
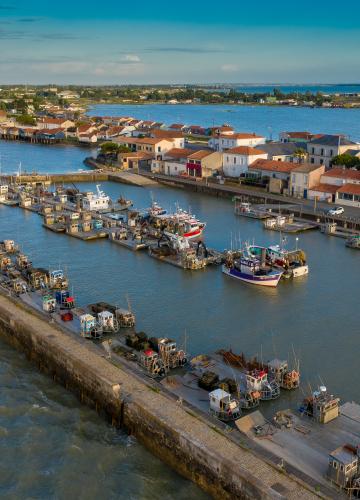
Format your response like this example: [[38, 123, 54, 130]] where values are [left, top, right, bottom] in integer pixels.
[[327, 206, 344, 216]]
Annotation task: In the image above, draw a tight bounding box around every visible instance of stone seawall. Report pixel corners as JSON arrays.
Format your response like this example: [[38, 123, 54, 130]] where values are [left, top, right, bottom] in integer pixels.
[[0, 293, 320, 500]]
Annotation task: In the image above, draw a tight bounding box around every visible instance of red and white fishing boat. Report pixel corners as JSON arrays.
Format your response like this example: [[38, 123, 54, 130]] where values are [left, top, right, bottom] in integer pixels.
[[149, 205, 206, 241]]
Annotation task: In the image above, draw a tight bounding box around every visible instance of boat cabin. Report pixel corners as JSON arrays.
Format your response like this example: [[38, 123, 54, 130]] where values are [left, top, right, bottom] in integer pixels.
[[301, 386, 340, 423], [328, 445, 359, 489], [209, 388, 241, 422], [12, 278, 27, 294], [3, 240, 18, 253], [97, 310, 118, 332], [55, 290, 75, 309], [139, 349, 165, 376], [82, 185, 110, 211], [16, 253, 32, 271], [267, 358, 300, 390], [115, 308, 135, 328], [27, 268, 48, 289], [49, 270, 68, 290], [80, 314, 102, 339], [158, 338, 187, 369], [42, 295, 56, 313]]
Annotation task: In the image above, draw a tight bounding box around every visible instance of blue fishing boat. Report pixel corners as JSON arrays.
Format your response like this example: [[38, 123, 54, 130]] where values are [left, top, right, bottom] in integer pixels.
[[222, 255, 283, 287]]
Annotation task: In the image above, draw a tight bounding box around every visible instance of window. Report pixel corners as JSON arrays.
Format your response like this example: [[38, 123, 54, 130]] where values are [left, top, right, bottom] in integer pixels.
[[157, 146, 161, 152], [312, 147, 315, 154], [311, 158, 314, 164], [234, 157, 236, 164], [330, 149, 333, 156]]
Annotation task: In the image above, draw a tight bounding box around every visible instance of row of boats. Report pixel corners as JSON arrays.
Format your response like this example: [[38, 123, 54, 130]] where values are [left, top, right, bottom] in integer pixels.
[[0, 238, 302, 425], [146, 200, 308, 286]]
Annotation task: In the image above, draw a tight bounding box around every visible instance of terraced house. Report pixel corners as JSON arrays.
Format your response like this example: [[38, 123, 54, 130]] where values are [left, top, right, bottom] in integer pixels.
[[307, 134, 360, 168]]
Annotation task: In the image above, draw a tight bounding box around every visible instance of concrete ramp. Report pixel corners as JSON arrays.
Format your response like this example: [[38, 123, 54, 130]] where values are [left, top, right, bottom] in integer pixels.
[[109, 171, 158, 187], [235, 410, 266, 434]]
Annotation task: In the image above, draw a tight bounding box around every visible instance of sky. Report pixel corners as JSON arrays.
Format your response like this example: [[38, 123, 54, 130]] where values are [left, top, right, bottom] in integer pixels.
[[0, 0, 360, 84]]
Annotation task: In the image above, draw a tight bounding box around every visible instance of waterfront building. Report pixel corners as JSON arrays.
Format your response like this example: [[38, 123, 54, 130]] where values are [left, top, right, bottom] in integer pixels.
[[279, 131, 321, 143], [249, 159, 297, 194], [150, 129, 185, 149], [37, 118, 75, 130], [152, 147, 193, 176], [289, 163, 325, 198], [307, 135, 360, 168], [309, 167, 360, 206], [186, 150, 222, 178], [119, 151, 153, 170], [209, 132, 265, 152], [255, 142, 307, 162], [222, 146, 267, 177]]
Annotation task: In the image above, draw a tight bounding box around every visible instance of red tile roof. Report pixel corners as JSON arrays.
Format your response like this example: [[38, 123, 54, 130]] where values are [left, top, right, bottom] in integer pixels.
[[310, 183, 338, 194], [337, 183, 360, 195], [323, 167, 360, 181], [152, 129, 184, 139], [249, 159, 297, 173], [218, 132, 265, 139], [187, 150, 213, 160], [165, 148, 193, 159], [226, 146, 267, 155]]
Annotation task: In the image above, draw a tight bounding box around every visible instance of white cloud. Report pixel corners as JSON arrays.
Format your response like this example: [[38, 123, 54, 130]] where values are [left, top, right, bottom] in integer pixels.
[[120, 54, 141, 63], [221, 64, 239, 72]]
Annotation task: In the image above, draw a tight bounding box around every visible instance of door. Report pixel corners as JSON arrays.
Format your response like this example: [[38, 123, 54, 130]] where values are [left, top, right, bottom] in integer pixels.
[[304, 189, 308, 199]]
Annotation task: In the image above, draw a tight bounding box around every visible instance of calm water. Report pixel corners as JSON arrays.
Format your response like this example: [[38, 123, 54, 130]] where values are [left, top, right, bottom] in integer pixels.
[[0, 130, 359, 497], [234, 84, 360, 95], [88, 104, 360, 142], [0, 141, 97, 175]]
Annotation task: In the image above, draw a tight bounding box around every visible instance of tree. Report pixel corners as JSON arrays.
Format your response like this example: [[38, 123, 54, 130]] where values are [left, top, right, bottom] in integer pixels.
[[17, 114, 36, 126], [100, 142, 120, 154], [331, 154, 360, 169], [293, 148, 307, 163]]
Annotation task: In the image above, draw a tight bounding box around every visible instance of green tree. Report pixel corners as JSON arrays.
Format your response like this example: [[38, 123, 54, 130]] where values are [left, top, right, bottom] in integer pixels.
[[293, 148, 307, 163], [100, 142, 120, 154], [331, 154, 360, 169], [17, 114, 36, 126]]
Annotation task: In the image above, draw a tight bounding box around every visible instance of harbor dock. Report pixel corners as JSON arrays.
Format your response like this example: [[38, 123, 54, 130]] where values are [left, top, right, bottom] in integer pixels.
[[0, 290, 319, 500]]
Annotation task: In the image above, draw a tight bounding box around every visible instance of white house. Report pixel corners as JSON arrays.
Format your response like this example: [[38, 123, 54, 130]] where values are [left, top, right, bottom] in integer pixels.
[[222, 146, 267, 177], [209, 132, 266, 152], [38, 118, 75, 130], [161, 148, 193, 176]]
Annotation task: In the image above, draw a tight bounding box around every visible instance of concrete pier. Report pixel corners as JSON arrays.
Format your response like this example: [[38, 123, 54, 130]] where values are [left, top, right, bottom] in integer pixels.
[[0, 291, 320, 500]]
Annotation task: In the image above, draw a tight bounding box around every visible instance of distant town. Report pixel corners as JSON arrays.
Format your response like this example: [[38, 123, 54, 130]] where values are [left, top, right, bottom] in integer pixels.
[[1, 84, 360, 110], [1, 87, 360, 209]]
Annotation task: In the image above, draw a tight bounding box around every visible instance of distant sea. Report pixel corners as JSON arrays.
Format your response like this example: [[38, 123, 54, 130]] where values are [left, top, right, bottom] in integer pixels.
[[232, 84, 360, 95]]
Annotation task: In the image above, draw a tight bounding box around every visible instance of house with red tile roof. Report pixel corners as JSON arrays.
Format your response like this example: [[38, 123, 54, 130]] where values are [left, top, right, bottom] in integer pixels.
[[154, 148, 194, 176], [222, 146, 267, 177], [186, 150, 222, 178], [38, 118, 75, 130], [209, 132, 266, 152], [308, 166, 360, 205]]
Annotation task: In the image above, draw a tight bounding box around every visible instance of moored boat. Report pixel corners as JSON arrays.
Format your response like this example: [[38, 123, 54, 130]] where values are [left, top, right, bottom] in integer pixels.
[[345, 234, 360, 249], [222, 254, 283, 287]]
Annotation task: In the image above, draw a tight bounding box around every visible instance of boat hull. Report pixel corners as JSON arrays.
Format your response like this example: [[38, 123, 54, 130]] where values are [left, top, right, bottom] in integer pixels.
[[222, 265, 282, 287]]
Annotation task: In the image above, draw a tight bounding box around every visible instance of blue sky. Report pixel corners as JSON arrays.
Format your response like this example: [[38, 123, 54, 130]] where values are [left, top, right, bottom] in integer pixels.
[[0, 0, 360, 84]]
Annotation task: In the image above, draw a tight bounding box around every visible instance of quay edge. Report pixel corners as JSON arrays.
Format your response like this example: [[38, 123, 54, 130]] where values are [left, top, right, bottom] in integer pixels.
[[0, 292, 321, 500]]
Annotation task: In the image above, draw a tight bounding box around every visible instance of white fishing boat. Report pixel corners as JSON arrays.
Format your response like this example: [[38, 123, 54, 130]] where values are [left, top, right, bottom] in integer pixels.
[[249, 242, 308, 278], [82, 185, 110, 211], [222, 254, 283, 287]]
